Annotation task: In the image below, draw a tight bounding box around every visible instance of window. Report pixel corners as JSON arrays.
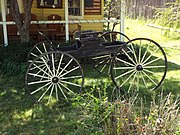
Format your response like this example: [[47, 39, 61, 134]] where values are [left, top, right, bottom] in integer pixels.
[[68, 0, 84, 17], [84, 0, 93, 7], [37, 0, 62, 8]]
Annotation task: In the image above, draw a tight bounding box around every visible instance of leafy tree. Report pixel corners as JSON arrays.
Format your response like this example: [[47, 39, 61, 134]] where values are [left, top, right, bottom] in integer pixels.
[[155, 1, 180, 29], [9, 0, 33, 43]]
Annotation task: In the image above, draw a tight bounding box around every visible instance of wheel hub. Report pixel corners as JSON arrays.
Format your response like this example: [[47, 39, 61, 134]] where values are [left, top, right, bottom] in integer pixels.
[[136, 65, 143, 71], [52, 77, 59, 83]]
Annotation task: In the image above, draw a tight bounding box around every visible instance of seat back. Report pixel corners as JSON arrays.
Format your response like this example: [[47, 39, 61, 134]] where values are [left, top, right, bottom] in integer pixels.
[[6, 14, 18, 36], [47, 14, 65, 34]]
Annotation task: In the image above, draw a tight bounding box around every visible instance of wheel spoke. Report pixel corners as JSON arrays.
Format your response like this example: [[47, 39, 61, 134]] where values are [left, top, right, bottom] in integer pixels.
[[100, 59, 110, 73], [122, 49, 136, 65], [61, 75, 82, 80], [57, 83, 67, 100], [95, 59, 107, 67], [43, 42, 49, 55], [29, 63, 46, 71], [115, 69, 135, 80], [58, 58, 73, 76], [102, 36, 107, 42], [120, 70, 136, 87], [140, 43, 150, 63], [114, 66, 134, 70], [55, 84, 59, 100], [128, 72, 138, 92], [56, 54, 64, 76], [59, 82, 74, 94], [138, 40, 142, 63], [48, 84, 54, 104], [143, 57, 161, 66], [116, 57, 135, 67], [59, 66, 80, 78], [142, 71, 157, 86], [30, 52, 38, 58], [110, 33, 113, 42], [92, 55, 110, 60], [144, 65, 165, 69], [60, 80, 81, 87], [140, 71, 147, 89], [38, 83, 53, 102], [40, 56, 53, 76], [28, 72, 49, 80], [30, 82, 51, 94], [136, 72, 140, 91], [142, 47, 159, 65], [28, 79, 50, 85], [143, 69, 162, 77], [130, 44, 138, 64], [51, 53, 56, 76], [32, 63, 52, 78]]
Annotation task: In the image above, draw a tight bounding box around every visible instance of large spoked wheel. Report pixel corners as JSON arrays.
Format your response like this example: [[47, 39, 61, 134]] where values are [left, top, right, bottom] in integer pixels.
[[111, 38, 167, 92], [27, 41, 60, 63], [25, 51, 84, 104], [92, 31, 130, 75]]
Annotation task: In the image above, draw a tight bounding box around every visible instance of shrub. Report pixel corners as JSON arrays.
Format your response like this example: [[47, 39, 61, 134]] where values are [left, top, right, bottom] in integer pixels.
[[0, 41, 35, 76], [74, 89, 180, 135]]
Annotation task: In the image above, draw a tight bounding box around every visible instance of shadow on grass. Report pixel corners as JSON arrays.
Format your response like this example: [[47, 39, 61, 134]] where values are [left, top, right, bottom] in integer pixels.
[[0, 75, 85, 134], [0, 59, 179, 134]]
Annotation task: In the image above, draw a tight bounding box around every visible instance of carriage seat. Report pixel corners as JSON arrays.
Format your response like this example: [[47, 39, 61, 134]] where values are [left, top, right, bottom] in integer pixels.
[[56, 39, 81, 52], [102, 41, 125, 46]]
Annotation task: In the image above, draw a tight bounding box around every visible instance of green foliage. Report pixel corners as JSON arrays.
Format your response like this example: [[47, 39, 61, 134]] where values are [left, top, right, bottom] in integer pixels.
[[0, 41, 34, 76], [155, 2, 180, 29], [74, 90, 180, 135]]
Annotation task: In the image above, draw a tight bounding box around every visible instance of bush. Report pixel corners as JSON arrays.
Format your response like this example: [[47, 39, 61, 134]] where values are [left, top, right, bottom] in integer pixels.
[[155, 2, 180, 30], [74, 89, 180, 135], [0, 41, 35, 76]]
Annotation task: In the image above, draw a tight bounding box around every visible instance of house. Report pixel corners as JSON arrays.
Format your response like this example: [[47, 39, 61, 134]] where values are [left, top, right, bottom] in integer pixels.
[[32, 0, 104, 31], [0, 0, 125, 46]]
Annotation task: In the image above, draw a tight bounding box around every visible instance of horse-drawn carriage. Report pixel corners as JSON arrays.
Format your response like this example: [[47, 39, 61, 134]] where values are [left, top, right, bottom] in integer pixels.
[[25, 30, 167, 103]]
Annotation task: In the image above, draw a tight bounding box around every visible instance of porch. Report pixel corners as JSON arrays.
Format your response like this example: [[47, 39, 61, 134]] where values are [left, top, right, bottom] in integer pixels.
[[0, 0, 125, 46]]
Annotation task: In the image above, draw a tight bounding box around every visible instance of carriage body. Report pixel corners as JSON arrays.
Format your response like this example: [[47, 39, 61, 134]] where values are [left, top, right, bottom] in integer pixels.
[[56, 30, 125, 59]]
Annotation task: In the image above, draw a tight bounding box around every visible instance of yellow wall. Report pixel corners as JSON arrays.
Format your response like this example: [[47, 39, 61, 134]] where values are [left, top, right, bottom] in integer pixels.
[[31, 0, 104, 31]]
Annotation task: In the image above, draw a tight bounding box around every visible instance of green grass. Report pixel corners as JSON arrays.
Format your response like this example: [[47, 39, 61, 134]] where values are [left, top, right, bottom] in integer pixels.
[[0, 19, 179, 134]]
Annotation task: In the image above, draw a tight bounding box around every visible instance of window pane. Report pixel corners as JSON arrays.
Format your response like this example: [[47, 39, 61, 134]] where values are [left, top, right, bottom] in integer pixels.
[[68, 0, 81, 16]]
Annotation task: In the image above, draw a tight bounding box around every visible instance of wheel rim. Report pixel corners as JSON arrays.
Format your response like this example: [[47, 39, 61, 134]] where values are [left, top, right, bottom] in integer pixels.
[[111, 38, 167, 91], [92, 31, 130, 74], [27, 41, 60, 63], [25, 51, 84, 104]]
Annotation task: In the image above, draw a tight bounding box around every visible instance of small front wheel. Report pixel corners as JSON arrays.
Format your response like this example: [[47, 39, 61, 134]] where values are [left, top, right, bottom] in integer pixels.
[[92, 31, 130, 75]]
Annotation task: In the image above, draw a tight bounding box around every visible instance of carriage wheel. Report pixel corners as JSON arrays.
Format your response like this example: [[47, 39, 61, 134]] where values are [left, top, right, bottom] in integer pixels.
[[111, 38, 167, 91], [92, 31, 130, 75], [27, 41, 60, 63], [25, 51, 84, 104]]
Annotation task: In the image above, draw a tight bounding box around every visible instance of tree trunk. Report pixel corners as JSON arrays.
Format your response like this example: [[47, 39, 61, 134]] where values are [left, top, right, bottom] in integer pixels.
[[9, 0, 33, 43]]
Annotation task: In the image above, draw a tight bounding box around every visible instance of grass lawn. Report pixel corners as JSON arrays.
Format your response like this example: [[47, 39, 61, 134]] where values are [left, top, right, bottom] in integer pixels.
[[0, 19, 179, 134]]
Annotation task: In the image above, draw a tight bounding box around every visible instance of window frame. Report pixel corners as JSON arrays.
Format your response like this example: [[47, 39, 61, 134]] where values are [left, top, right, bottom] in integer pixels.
[[68, 0, 84, 19], [37, 0, 62, 8]]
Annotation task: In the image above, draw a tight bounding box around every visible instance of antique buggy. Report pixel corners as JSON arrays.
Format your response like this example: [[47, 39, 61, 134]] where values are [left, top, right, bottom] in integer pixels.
[[25, 31, 167, 103]]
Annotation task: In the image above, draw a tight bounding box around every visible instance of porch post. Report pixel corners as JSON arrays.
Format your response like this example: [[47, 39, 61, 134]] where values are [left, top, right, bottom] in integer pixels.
[[120, 0, 125, 41], [1, 0, 8, 46], [65, 0, 69, 41]]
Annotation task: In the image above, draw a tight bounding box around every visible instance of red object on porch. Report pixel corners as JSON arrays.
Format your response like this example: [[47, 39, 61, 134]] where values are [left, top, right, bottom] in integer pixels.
[[6, 14, 19, 38], [47, 14, 66, 41]]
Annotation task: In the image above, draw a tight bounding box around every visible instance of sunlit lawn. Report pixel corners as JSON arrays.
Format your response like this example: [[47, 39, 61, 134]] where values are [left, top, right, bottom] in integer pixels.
[[0, 18, 179, 134]]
